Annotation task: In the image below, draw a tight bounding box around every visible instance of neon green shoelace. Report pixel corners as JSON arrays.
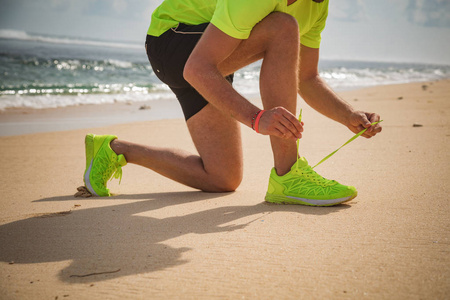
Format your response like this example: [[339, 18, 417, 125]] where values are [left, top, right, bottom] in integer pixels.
[[112, 154, 127, 184], [296, 108, 383, 169], [97, 156, 124, 185], [112, 165, 123, 184]]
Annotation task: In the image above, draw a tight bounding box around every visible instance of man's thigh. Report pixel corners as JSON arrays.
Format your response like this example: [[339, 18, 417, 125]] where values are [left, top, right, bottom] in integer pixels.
[[218, 12, 298, 76]]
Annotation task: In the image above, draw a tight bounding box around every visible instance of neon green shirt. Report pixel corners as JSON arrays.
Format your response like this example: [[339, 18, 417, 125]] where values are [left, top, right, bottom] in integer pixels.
[[147, 0, 328, 49]]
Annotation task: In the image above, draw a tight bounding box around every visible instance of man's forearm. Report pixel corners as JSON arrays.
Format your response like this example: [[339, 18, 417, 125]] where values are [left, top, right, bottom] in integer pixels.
[[298, 75, 354, 126]]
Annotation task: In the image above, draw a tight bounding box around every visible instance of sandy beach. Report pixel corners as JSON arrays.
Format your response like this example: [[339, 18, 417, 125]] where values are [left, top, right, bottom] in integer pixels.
[[0, 80, 449, 299]]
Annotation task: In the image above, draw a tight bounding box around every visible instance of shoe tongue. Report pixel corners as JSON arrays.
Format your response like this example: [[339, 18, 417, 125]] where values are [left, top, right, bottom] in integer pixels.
[[293, 157, 309, 169]]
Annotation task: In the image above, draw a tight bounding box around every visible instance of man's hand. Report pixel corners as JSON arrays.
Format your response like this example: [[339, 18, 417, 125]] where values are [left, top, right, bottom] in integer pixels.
[[257, 107, 304, 140], [347, 111, 382, 138]]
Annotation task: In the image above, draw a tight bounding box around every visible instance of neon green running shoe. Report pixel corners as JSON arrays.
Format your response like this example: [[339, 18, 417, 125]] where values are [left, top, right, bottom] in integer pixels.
[[83, 134, 127, 197], [265, 157, 357, 206]]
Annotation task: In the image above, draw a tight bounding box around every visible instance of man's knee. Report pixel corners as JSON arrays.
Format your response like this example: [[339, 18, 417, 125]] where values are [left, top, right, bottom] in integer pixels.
[[264, 12, 299, 38], [204, 172, 243, 193]]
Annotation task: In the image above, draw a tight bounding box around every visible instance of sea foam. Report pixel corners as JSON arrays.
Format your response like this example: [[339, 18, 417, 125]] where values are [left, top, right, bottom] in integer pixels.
[[1, 33, 449, 110]]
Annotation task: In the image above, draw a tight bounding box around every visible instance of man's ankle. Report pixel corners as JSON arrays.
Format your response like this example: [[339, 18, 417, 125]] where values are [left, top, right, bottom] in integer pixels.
[[274, 162, 295, 176], [110, 139, 122, 155]]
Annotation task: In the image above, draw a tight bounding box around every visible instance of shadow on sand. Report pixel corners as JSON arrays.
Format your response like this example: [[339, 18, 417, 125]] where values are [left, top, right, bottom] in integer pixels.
[[0, 191, 350, 283]]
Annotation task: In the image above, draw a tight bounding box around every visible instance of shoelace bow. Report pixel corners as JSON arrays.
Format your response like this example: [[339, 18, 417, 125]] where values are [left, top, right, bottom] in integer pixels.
[[109, 155, 125, 184], [112, 164, 123, 184], [95, 155, 124, 185]]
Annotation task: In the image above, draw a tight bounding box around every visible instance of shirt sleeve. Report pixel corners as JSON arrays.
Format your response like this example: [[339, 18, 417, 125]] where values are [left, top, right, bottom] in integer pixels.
[[211, 0, 282, 39], [300, 4, 328, 48]]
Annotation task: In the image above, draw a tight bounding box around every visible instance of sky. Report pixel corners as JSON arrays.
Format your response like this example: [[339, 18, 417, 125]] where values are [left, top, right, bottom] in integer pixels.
[[0, 0, 449, 64]]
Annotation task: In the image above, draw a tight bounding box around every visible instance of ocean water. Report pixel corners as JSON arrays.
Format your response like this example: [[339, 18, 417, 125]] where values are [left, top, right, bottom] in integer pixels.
[[1, 30, 449, 110]]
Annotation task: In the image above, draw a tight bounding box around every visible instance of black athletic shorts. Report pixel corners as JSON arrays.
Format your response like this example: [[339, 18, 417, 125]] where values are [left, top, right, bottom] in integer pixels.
[[145, 23, 234, 120]]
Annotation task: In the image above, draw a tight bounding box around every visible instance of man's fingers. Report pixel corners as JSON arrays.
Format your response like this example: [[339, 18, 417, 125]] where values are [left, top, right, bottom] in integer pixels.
[[368, 113, 381, 123], [272, 126, 294, 140], [280, 115, 302, 138], [283, 112, 303, 132], [369, 124, 382, 135], [275, 123, 298, 140], [348, 110, 382, 138], [362, 122, 382, 138], [264, 107, 303, 138], [361, 113, 372, 128], [367, 114, 381, 132]]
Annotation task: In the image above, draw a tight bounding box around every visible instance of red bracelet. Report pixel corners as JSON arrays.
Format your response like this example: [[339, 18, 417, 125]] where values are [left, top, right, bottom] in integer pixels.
[[254, 110, 266, 133]]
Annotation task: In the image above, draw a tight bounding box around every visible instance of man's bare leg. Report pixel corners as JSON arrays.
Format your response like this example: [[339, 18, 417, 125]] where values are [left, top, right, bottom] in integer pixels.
[[111, 104, 242, 192], [218, 13, 300, 175]]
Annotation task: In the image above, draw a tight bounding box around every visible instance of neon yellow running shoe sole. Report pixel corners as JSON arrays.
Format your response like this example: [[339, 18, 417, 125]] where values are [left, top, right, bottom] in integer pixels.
[[265, 191, 357, 207]]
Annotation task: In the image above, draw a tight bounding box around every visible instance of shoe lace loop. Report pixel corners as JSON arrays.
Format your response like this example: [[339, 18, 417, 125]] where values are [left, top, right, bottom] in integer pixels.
[[95, 154, 125, 186], [111, 164, 123, 184]]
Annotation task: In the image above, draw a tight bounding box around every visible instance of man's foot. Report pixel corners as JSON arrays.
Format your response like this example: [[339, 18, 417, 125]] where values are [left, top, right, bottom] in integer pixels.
[[265, 157, 357, 206], [83, 134, 127, 196]]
